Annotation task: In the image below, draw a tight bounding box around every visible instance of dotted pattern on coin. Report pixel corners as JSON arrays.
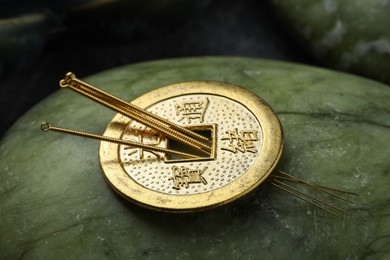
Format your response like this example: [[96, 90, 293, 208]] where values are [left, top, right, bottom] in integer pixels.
[[119, 94, 263, 195]]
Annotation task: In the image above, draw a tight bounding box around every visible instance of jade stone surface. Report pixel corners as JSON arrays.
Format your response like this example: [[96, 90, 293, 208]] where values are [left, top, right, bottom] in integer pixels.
[[1, 57, 390, 259], [267, 0, 390, 84]]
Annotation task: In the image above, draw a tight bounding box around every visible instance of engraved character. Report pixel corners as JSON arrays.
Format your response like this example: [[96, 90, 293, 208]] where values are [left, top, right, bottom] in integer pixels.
[[175, 98, 209, 123], [170, 166, 208, 190], [124, 130, 162, 159], [221, 128, 259, 154]]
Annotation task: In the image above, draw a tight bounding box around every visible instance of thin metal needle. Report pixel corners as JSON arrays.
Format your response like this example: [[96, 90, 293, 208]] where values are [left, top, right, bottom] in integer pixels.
[[270, 178, 351, 215], [269, 181, 341, 217], [62, 82, 211, 154], [275, 170, 355, 202], [41, 122, 197, 159], [59, 73, 211, 155], [68, 74, 211, 143]]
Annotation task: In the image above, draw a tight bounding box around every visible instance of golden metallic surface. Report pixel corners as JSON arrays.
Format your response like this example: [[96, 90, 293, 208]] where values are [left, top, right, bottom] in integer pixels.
[[60, 72, 212, 154], [42, 73, 354, 216], [99, 81, 283, 212]]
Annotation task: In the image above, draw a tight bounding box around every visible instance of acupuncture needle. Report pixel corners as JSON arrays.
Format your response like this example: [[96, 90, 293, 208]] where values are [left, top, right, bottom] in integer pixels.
[[267, 170, 357, 217], [41, 122, 197, 159], [59, 73, 212, 155], [63, 73, 210, 143]]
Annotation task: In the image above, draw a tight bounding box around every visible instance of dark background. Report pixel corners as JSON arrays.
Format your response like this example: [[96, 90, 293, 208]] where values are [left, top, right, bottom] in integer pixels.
[[0, 0, 318, 138]]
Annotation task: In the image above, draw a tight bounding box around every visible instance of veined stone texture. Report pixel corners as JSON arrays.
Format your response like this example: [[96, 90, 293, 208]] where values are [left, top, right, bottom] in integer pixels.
[[0, 57, 389, 259], [268, 0, 390, 84]]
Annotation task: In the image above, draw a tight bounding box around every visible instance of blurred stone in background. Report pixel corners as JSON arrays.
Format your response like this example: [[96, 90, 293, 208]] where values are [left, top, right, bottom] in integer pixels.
[[0, 10, 49, 77], [267, 0, 390, 84]]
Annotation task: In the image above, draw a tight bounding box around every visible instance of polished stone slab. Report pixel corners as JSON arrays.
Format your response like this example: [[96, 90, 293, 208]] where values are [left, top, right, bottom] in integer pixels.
[[1, 57, 389, 259]]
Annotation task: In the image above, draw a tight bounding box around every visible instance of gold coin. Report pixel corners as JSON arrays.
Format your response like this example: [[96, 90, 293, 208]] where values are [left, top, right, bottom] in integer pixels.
[[99, 81, 283, 212]]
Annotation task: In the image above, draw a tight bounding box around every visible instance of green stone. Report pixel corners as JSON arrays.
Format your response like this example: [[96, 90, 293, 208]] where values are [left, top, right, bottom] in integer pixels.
[[267, 0, 390, 84], [0, 12, 48, 76], [1, 57, 389, 259]]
